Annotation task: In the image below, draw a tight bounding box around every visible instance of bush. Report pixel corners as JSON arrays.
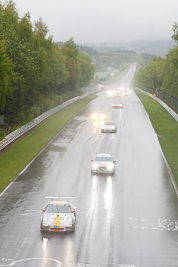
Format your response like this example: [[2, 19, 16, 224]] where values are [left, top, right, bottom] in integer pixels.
[[18, 112, 26, 126], [27, 109, 34, 122], [10, 125, 19, 133], [32, 106, 41, 118], [0, 129, 6, 141]]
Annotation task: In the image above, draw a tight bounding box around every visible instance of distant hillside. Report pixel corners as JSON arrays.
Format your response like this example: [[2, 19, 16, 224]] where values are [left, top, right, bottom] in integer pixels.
[[79, 39, 175, 56], [129, 39, 175, 55]]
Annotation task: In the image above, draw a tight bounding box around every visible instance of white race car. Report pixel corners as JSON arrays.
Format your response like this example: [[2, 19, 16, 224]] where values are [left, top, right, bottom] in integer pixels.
[[101, 121, 117, 133], [41, 197, 76, 232], [91, 153, 116, 174]]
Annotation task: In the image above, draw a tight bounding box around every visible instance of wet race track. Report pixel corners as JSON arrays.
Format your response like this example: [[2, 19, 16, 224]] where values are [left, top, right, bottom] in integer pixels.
[[0, 66, 178, 267]]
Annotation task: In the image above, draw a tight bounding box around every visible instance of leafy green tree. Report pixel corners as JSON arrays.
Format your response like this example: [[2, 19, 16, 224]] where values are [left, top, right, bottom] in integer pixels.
[[161, 47, 178, 97], [0, 40, 16, 111], [0, 2, 47, 124], [135, 57, 164, 89], [61, 38, 79, 94], [77, 53, 95, 87], [42, 44, 69, 95], [172, 22, 178, 44]]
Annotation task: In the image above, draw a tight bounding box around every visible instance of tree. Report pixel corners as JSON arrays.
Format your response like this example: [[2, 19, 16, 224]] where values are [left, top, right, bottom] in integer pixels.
[[172, 22, 178, 44], [161, 47, 178, 97], [77, 53, 95, 87], [0, 40, 16, 111], [61, 38, 79, 93], [42, 44, 69, 95]]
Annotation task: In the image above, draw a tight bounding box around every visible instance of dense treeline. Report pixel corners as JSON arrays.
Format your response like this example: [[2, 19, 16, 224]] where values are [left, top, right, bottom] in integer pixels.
[[134, 24, 178, 98], [92, 51, 141, 72], [140, 53, 156, 67], [115, 49, 137, 55], [0, 1, 95, 135], [56, 42, 99, 57]]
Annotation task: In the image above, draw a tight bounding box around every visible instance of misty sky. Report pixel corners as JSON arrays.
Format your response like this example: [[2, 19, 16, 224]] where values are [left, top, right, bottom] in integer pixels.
[[1, 0, 178, 44]]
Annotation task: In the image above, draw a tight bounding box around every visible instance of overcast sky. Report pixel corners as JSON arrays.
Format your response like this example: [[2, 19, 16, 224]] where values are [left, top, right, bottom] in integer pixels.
[[1, 0, 178, 44]]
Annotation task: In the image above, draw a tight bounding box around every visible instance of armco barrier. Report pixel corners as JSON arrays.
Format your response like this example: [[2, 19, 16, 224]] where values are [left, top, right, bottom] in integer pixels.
[[137, 88, 178, 122], [141, 86, 178, 114], [0, 86, 100, 151]]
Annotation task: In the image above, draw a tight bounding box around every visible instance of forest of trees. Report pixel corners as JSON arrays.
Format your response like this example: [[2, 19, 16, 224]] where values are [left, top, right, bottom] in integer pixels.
[[134, 23, 178, 98], [0, 1, 95, 136]]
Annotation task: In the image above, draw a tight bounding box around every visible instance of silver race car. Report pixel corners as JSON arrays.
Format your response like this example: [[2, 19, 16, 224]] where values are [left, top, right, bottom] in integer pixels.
[[101, 121, 117, 133], [41, 197, 76, 232], [91, 153, 116, 175]]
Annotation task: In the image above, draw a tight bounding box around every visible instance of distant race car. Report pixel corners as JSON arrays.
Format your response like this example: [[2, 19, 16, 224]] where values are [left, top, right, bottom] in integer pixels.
[[107, 90, 114, 96], [92, 111, 106, 121], [40, 197, 76, 232], [122, 89, 130, 96], [91, 153, 116, 174], [113, 90, 122, 97], [112, 102, 124, 109], [101, 121, 117, 133]]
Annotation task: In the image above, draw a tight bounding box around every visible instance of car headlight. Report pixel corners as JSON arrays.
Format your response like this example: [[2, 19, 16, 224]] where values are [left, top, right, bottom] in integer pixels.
[[92, 163, 98, 170], [42, 217, 50, 226], [107, 91, 113, 96], [68, 217, 72, 223], [100, 115, 105, 120], [108, 164, 114, 171]]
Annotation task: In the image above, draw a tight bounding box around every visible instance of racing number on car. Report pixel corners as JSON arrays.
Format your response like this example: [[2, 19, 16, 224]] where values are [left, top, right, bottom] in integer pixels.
[[54, 213, 61, 228]]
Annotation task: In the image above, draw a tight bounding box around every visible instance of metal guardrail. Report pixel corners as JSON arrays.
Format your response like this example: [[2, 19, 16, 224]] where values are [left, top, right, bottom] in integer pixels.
[[137, 88, 178, 122], [141, 86, 178, 114], [0, 85, 100, 151]]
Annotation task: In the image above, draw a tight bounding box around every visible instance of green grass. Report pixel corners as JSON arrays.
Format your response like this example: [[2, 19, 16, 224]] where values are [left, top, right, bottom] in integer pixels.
[[0, 94, 97, 193], [135, 89, 178, 184]]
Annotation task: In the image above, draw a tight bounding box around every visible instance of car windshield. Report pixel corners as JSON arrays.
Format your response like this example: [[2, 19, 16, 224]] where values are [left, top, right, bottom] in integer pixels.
[[46, 204, 72, 213], [103, 121, 114, 125], [95, 155, 113, 162], [96, 112, 104, 115]]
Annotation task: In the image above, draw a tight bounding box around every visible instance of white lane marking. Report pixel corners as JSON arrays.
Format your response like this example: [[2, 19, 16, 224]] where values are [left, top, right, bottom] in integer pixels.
[[0, 258, 62, 266], [20, 210, 41, 216], [0, 258, 139, 267], [0, 182, 14, 197], [129, 217, 148, 222], [73, 264, 139, 267], [130, 217, 178, 231], [129, 217, 139, 221]]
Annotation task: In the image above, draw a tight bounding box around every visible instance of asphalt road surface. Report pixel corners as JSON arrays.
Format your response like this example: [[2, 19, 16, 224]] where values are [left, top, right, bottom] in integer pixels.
[[0, 66, 178, 267]]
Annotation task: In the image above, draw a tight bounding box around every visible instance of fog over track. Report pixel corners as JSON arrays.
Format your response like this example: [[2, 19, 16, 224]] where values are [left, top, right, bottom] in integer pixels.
[[0, 66, 178, 267]]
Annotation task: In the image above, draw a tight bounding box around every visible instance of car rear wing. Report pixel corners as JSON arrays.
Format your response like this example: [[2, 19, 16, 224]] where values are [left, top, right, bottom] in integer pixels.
[[45, 196, 76, 202]]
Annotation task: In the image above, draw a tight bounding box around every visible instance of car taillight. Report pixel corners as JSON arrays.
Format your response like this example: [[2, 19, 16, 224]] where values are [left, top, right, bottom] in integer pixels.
[[72, 209, 75, 213], [42, 208, 46, 212]]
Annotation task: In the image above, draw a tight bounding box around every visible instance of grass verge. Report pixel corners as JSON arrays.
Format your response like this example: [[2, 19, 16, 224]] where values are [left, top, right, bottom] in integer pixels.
[[135, 89, 178, 184], [0, 94, 97, 193]]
